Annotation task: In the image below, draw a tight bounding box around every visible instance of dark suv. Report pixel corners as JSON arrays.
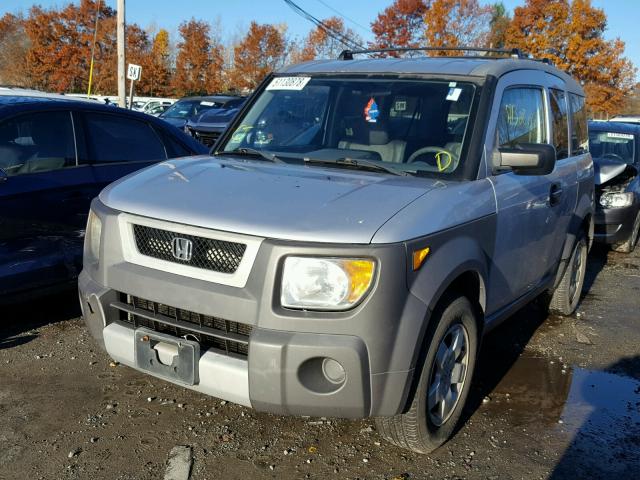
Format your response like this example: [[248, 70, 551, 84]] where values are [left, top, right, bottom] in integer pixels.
[[184, 96, 246, 147], [0, 95, 206, 300]]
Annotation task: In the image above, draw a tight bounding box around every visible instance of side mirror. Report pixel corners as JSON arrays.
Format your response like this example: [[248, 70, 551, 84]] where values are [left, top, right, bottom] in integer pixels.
[[498, 143, 556, 176], [0, 168, 7, 183]]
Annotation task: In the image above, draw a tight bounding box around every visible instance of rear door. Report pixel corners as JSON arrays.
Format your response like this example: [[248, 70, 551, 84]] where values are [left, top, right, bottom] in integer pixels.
[[485, 71, 577, 313], [0, 109, 95, 295], [78, 111, 169, 195]]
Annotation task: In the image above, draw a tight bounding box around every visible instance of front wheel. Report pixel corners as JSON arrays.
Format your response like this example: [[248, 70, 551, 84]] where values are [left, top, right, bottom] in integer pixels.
[[375, 295, 478, 454], [549, 234, 588, 315]]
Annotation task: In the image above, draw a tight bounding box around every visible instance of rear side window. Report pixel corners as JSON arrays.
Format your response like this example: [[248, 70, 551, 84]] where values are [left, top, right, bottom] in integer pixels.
[[497, 87, 547, 147], [569, 94, 589, 155], [84, 113, 167, 163], [549, 89, 569, 160], [0, 111, 76, 176]]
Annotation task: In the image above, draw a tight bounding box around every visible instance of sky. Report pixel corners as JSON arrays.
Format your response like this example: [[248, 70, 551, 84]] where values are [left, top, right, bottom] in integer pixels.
[[2, 0, 639, 77]]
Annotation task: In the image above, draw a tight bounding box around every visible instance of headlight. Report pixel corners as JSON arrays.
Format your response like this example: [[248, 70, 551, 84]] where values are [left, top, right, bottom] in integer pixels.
[[600, 192, 633, 208], [86, 210, 102, 260], [281, 257, 376, 310]]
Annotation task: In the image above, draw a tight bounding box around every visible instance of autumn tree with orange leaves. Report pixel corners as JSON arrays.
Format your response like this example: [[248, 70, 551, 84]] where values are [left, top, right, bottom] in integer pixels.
[[507, 0, 636, 116], [145, 29, 172, 97], [370, 0, 428, 53], [293, 17, 362, 62], [0, 13, 29, 86], [424, 0, 492, 54], [229, 22, 288, 91], [371, 0, 491, 54]]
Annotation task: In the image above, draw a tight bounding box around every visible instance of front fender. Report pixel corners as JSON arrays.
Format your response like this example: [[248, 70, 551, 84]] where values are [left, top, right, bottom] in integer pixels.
[[405, 215, 495, 316]]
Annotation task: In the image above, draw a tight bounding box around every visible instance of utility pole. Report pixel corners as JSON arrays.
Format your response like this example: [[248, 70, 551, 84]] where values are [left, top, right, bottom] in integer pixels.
[[117, 0, 126, 107], [86, 0, 101, 98]]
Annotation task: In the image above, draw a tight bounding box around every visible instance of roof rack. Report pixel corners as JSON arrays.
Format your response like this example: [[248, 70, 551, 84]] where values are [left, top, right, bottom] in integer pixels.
[[337, 46, 528, 61]]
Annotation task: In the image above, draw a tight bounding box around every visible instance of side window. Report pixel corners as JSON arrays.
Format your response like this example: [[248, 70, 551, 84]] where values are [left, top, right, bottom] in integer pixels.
[[497, 87, 547, 147], [569, 93, 589, 155], [549, 88, 569, 160], [159, 129, 195, 158], [84, 113, 167, 163], [0, 111, 76, 176]]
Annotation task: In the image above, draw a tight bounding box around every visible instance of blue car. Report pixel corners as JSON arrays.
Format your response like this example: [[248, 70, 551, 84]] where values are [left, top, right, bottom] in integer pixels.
[[185, 97, 246, 148], [159, 95, 245, 130], [0, 95, 207, 299]]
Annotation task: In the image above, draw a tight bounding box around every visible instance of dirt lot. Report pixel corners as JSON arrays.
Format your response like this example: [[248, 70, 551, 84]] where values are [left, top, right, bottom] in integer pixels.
[[1, 246, 639, 480]]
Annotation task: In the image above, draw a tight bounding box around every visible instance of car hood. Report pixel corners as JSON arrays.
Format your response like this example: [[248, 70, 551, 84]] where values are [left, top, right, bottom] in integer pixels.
[[99, 156, 439, 244], [594, 157, 631, 185], [160, 117, 188, 128]]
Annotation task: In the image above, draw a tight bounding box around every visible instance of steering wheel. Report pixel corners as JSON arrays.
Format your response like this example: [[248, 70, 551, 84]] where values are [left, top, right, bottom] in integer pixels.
[[407, 146, 459, 173], [603, 153, 625, 162]]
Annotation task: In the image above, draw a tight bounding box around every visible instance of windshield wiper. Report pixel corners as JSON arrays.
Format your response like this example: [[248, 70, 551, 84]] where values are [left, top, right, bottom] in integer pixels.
[[224, 147, 284, 163], [303, 157, 410, 176]]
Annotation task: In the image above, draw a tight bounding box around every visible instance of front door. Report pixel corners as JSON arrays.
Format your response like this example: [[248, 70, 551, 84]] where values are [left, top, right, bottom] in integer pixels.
[[0, 110, 94, 295], [486, 72, 576, 313]]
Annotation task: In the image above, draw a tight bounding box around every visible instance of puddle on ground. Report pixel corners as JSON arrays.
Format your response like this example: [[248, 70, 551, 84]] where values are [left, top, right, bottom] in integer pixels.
[[481, 353, 640, 473]]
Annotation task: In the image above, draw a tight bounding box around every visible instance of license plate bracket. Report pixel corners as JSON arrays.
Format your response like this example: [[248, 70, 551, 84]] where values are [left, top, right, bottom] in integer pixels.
[[134, 327, 199, 385]]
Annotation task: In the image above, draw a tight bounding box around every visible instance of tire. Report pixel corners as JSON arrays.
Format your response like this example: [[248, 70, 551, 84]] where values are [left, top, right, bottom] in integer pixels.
[[549, 234, 588, 315], [375, 295, 478, 454], [612, 210, 640, 254]]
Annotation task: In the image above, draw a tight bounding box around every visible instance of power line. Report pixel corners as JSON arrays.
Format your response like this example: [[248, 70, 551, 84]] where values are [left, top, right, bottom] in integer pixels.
[[312, 0, 370, 33], [283, 0, 365, 51]]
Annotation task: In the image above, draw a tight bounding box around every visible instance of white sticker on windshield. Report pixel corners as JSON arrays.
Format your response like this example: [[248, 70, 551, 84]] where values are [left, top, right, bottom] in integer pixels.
[[200, 101, 215, 106], [446, 87, 462, 102], [607, 132, 634, 140], [266, 76, 311, 91]]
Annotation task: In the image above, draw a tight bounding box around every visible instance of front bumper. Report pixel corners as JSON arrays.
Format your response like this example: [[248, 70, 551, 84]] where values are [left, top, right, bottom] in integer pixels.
[[594, 204, 637, 244], [78, 201, 428, 418], [79, 271, 420, 418]]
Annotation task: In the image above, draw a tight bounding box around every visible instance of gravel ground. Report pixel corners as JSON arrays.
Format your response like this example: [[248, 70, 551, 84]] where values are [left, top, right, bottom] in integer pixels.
[[1, 245, 638, 480]]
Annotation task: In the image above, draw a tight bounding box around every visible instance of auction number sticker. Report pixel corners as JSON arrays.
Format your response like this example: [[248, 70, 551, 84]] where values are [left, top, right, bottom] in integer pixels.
[[607, 132, 634, 140], [266, 76, 311, 91]]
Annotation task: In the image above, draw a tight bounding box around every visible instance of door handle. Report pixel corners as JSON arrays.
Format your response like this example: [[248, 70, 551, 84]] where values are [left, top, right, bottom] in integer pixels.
[[550, 183, 563, 206]]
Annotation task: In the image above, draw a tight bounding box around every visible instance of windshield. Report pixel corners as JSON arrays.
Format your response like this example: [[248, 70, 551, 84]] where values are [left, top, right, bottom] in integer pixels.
[[162, 100, 220, 119], [589, 130, 636, 164], [221, 76, 476, 176]]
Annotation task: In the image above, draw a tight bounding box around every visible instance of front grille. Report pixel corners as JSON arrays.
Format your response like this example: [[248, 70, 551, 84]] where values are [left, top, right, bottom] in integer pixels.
[[133, 224, 246, 274], [116, 293, 251, 357], [195, 131, 221, 147]]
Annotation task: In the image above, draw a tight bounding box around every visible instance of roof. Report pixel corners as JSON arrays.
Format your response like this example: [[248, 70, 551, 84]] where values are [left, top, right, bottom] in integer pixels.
[[0, 86, 93, 102], [178, 95, 242, 103], [589, 120, 640, 135], [280, 57, 583, 94], [0, 94, 170, 123]]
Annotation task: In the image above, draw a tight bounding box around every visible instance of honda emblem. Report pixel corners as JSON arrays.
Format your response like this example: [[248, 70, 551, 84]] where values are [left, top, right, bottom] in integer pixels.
[[171, 237, 193, 261]]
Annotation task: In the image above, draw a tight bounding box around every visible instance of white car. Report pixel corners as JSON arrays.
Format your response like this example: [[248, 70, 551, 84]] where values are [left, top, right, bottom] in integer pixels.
[[610, 115, 640, 124]]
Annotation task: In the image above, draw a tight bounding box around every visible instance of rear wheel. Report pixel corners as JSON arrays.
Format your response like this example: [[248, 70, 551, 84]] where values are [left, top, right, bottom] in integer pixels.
[[375, 295, 478, 453], [549, 234, 588, 315], [613, 210, 640, 254]]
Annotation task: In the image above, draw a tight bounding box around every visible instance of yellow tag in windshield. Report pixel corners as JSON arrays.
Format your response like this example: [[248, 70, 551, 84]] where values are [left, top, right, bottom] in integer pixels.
[[435, 151, 452, 172]]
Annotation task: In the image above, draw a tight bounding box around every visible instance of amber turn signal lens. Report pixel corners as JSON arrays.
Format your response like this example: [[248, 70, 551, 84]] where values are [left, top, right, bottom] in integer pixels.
[[412, 247, 430, 271]]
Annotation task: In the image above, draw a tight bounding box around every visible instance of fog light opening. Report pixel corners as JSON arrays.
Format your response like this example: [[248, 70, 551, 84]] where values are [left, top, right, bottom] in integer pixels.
[[322, 358, 346, 384]]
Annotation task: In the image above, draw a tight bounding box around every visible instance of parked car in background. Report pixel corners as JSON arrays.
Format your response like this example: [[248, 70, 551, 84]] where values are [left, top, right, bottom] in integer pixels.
[[185, 97, 246, 147], [80, 49, 593, 453], [0, 95, 207, 300], [589, 120, 640, 252], [140, 99, 176, 114], [147, 104, 171, 117], [610, 115, 640, 125], [159, 96, 243, 129]]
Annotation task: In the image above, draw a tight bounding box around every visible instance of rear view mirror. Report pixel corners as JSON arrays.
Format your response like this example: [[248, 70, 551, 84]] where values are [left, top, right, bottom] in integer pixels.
[[499, 143, 557, 176]]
